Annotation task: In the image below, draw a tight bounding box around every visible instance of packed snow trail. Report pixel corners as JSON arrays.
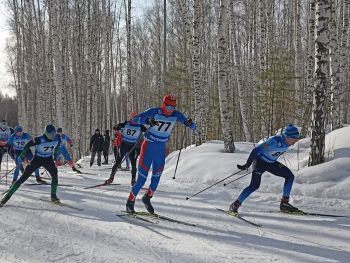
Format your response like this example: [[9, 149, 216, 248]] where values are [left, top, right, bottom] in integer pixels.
[[1, 127, 350, 262]]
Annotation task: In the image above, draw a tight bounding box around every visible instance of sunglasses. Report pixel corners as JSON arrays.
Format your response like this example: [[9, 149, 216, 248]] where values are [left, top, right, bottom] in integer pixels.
[[165, 105, 176, 111]]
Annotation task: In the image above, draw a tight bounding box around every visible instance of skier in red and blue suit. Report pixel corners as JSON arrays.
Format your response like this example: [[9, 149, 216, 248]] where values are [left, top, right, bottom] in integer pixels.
[[126, 95, 196, 214]]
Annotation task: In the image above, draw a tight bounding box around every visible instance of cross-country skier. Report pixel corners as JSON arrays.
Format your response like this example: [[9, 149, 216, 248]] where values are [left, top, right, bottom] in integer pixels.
[[112, 127, 122, 168], [0, 125, 61, 207], [105, 112, 147, 186], [54, 128, 82, 173], [0, 120, 13, 170], [126, 95, 196, 213], [230, 124, 303, 214], [6, 125, 45, 184]]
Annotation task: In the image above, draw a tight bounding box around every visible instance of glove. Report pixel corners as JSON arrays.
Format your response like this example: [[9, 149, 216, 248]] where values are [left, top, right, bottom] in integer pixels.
[[184, 118, 193, 127], [147, 117, 159, 127], [237, 164, 248, 170]]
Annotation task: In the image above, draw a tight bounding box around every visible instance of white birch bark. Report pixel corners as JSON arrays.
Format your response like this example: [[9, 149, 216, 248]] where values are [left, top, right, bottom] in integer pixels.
[[218, 0, 235, 152], [309, 0, 331, 166]]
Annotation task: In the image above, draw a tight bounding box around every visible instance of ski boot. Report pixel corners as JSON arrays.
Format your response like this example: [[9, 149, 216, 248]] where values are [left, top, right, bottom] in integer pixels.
[[126, 199, 135, 213], [142, 194, 154, 214], [105, 176, 114, 185], [11, 179, 17, 186], [229, 200, 241, 214], [280, 197, 299, 213], [36, 176, 47, 184], [51, 194, 60, 203]]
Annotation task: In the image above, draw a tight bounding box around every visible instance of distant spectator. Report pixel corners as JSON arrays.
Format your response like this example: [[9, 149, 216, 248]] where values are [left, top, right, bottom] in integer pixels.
[[89, 129, 104, 167]]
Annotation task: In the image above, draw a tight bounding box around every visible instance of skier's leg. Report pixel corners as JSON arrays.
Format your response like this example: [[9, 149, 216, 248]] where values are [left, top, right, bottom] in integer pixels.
[[42, 158, 59, 197], [1, 157, 41, 204], [129, 141, 152, 199], [129, 148, 137, 185], [12, 154, 21, 182], [108, 144, 126, 181], [266, 161, 295, 199], [237, 160, 265, 204], [147, 144, 166, 196]]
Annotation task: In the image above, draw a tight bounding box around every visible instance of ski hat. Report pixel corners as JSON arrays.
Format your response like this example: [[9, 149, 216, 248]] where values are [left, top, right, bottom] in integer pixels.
[[282, 124, 301, 139], [95, 128, 100, 132], [161, 94, 176, 116], [14, 125, 23, 133], [44, 124, 57, 140], [57, 127, 63, 133]]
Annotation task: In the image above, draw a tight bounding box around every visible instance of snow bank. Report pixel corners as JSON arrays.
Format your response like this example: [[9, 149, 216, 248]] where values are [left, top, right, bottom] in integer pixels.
[[163, 126, 350, 207]]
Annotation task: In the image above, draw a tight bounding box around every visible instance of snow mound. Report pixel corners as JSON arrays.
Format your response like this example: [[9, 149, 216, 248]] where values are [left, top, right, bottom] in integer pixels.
[[163, 126, 350, 207]]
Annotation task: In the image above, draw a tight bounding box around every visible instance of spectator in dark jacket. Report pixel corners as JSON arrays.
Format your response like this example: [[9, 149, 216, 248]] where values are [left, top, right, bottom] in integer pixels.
[[90, 129, 104, 166], [102, 130, 110, 164]]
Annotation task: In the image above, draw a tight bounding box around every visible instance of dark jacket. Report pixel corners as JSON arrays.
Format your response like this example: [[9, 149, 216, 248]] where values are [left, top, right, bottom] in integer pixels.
[[90, 133, 104, 152], [103, 130, 110, 154]]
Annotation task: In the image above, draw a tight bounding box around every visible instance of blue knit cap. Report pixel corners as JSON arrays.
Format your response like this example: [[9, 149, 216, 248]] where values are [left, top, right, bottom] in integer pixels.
[[14, 125, 23, 133], [282, 124, 301, 139]]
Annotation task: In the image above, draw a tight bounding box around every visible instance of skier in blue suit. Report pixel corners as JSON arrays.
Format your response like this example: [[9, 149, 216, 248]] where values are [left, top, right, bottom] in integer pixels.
[[6, 125, 44, 184], [54, 128, 82, 174], [126, 95, 196, 214], [231, 124, 303, 214]]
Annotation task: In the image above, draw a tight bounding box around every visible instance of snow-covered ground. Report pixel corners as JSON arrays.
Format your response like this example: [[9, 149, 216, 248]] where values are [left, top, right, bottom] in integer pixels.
[[0, 127, 350, 262]]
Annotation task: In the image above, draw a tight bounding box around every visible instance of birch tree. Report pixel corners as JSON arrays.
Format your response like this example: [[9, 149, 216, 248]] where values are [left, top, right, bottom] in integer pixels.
[[217, 0, 235, 152], [309, 0, 331, 166]]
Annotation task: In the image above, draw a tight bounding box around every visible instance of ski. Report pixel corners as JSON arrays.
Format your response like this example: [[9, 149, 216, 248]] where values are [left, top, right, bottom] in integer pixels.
[[39, 198, 84, 211], [117, 211, 158, 224], [216, 208, 262, 227], [84, 183, 120, 189], [279, 210, 348, 218], [153, 214, 197, 227], [253, 210, 348, 218], [118, 211, 196, 226], [25, 183, 73, 187]]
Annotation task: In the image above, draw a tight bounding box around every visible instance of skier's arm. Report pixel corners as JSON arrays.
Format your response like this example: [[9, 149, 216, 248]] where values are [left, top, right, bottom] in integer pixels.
[[19, 138, 39, 159], [5, 135, 14, 148], [174, 111, 196, 130], [66, 135, 73, 147], [132, 108, 158, 125], [116, 122, 126, 131], [244, 137, 276, 168]]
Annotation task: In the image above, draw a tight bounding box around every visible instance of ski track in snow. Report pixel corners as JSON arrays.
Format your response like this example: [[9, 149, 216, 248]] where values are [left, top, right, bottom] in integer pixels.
[[1, 140, 350, 263]]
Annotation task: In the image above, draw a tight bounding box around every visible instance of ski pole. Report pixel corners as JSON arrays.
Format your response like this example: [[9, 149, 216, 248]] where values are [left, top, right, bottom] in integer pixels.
[[185, 170, 243, 200], [0, 165, 16, 181], [173, 129, 186, 180], [223, 170, 251, 186]]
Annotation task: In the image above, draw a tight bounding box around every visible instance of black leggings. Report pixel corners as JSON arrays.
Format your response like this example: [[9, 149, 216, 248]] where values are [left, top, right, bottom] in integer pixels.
[[4, 156, 58, 203], [110, 142, 137, 179]]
